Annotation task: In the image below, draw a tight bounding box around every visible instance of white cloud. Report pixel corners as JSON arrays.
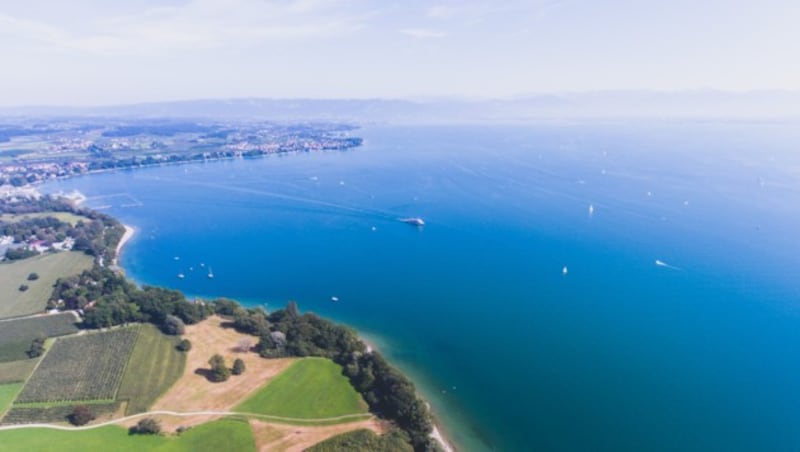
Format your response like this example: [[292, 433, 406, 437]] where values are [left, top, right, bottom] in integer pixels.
[[0, 0, 368, 56], [399, 28, 446, 39]]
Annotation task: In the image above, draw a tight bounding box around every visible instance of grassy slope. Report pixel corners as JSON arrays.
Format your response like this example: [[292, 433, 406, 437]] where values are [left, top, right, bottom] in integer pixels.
[[0, 251, 93, 319], [0, 419, 255, 452], [0, 359, 38, 384], [0, 383, 24, 416], [117, 324, 186, 415], [308, 428, 414, 452], [236, 357, 368, 419]]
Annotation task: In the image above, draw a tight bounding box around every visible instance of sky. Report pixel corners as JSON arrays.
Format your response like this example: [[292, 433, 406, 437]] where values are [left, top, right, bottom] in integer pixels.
[[1, 0, 800, 106]]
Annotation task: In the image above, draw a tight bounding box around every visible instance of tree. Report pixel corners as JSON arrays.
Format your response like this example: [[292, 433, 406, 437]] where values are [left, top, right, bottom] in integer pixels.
[[232, 358, 246, 375], [237, 338, 252, 353], [208, 354, 230, 382], [162, 314, 185, 335], [27, 272, 39, 281], [18, 284, 29, 292], [176, 338, 192, 352], [130, 418, 161, 435], [68, 405, 95, 426], [27, 336, 46, 358]]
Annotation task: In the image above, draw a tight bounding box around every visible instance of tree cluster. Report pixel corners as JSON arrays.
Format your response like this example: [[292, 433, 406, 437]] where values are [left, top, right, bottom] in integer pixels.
[[50, 267, 213, 332]]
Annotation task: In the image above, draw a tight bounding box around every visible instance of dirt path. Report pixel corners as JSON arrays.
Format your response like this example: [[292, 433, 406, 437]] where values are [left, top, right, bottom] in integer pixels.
[[250, 418, 386, 452]]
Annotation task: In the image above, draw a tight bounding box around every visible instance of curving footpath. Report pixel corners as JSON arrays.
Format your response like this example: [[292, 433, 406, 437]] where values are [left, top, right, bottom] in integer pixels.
[[0, 410, 374, 432]]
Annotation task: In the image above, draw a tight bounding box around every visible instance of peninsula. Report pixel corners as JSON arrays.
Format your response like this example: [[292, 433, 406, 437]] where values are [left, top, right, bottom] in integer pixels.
[[0, 192, 451, 451]]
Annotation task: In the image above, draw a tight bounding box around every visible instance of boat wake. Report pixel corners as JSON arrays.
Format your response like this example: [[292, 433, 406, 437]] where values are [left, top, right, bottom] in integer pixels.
[[655, 259, 683, 271]]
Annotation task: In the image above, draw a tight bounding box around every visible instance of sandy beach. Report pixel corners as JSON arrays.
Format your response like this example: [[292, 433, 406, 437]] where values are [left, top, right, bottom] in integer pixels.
[[432, 425, 455, 452], [113, 225, 135, 266]]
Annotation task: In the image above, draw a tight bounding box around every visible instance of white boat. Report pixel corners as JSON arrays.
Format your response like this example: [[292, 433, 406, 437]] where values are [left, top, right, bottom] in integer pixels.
[[562, 266, 568, 275], [331, 296, 339, 302], [400, 217, 425, 226], [207, 267, 214, 279], [177, 273, 185, 279]]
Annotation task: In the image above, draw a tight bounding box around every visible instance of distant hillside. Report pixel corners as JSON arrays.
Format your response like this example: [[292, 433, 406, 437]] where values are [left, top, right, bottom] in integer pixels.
[[2, 91, 800, 122]]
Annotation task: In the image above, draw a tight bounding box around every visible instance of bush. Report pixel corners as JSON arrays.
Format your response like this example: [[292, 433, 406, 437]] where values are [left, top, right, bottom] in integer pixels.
[[27, 272, 39, 281], [162, 315, 185, 335], [232, 358, 246, 375], [176, 339, 192, 352], [130, 418, 161, 435], [18, 284, 29, 292], [68, 405, 95, 426], [26, 336, 46, 358]]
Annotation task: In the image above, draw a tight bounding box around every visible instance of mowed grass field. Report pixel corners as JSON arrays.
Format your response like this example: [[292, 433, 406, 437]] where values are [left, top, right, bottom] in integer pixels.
[[117, 324, 186, 415], [15, 327, 139, 403], [0, 418, 256, 452], [0, 251, 93, 319], [236, 357, 368, 419], [0, 314, 79, 363]]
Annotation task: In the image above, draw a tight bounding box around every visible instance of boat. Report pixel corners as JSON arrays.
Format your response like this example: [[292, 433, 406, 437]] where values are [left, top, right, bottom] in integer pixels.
[[400, 217, 425, 226], [562, 266, 568, 275], [331, 296, 339, 302], [207, 267, 214, 279], [177, 273, 185, 279]]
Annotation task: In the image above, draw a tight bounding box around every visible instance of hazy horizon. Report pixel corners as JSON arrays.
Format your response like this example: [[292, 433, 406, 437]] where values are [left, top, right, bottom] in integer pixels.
[[2, 0, 800, 107]]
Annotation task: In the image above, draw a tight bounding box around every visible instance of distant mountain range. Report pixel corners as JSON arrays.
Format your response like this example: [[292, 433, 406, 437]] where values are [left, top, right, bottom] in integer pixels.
[[2, 90, 800, 121]]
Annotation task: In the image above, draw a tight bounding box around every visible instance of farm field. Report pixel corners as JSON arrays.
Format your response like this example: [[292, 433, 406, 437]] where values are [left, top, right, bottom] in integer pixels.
[[0, 383, 23, 416], [0, 314, 79, 363], [236, 357, 369, 420], [0, 251, 93, 319], [0, 359, 38, 384], [15, 327, 139, 403], [117, 323, 185, 415], [0, 418, 256, 452]]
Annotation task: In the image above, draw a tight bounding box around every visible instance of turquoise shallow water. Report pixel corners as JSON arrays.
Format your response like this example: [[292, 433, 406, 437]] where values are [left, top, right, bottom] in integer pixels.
[[43, 122, 800, 451]]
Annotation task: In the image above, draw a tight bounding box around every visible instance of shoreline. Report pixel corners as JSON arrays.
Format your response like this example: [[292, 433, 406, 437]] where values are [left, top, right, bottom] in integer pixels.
[[113, 225, 135, 267], [353, 333, 456, 452], [49, 188, 457, 451]]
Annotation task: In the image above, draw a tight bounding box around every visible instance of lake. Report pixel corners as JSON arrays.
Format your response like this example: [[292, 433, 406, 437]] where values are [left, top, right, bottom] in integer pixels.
[[43, 121, 800, 451]]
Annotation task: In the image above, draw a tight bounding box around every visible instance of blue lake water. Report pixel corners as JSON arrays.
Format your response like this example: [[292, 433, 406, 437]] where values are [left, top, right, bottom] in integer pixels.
[[43, 122, 800, 451]]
